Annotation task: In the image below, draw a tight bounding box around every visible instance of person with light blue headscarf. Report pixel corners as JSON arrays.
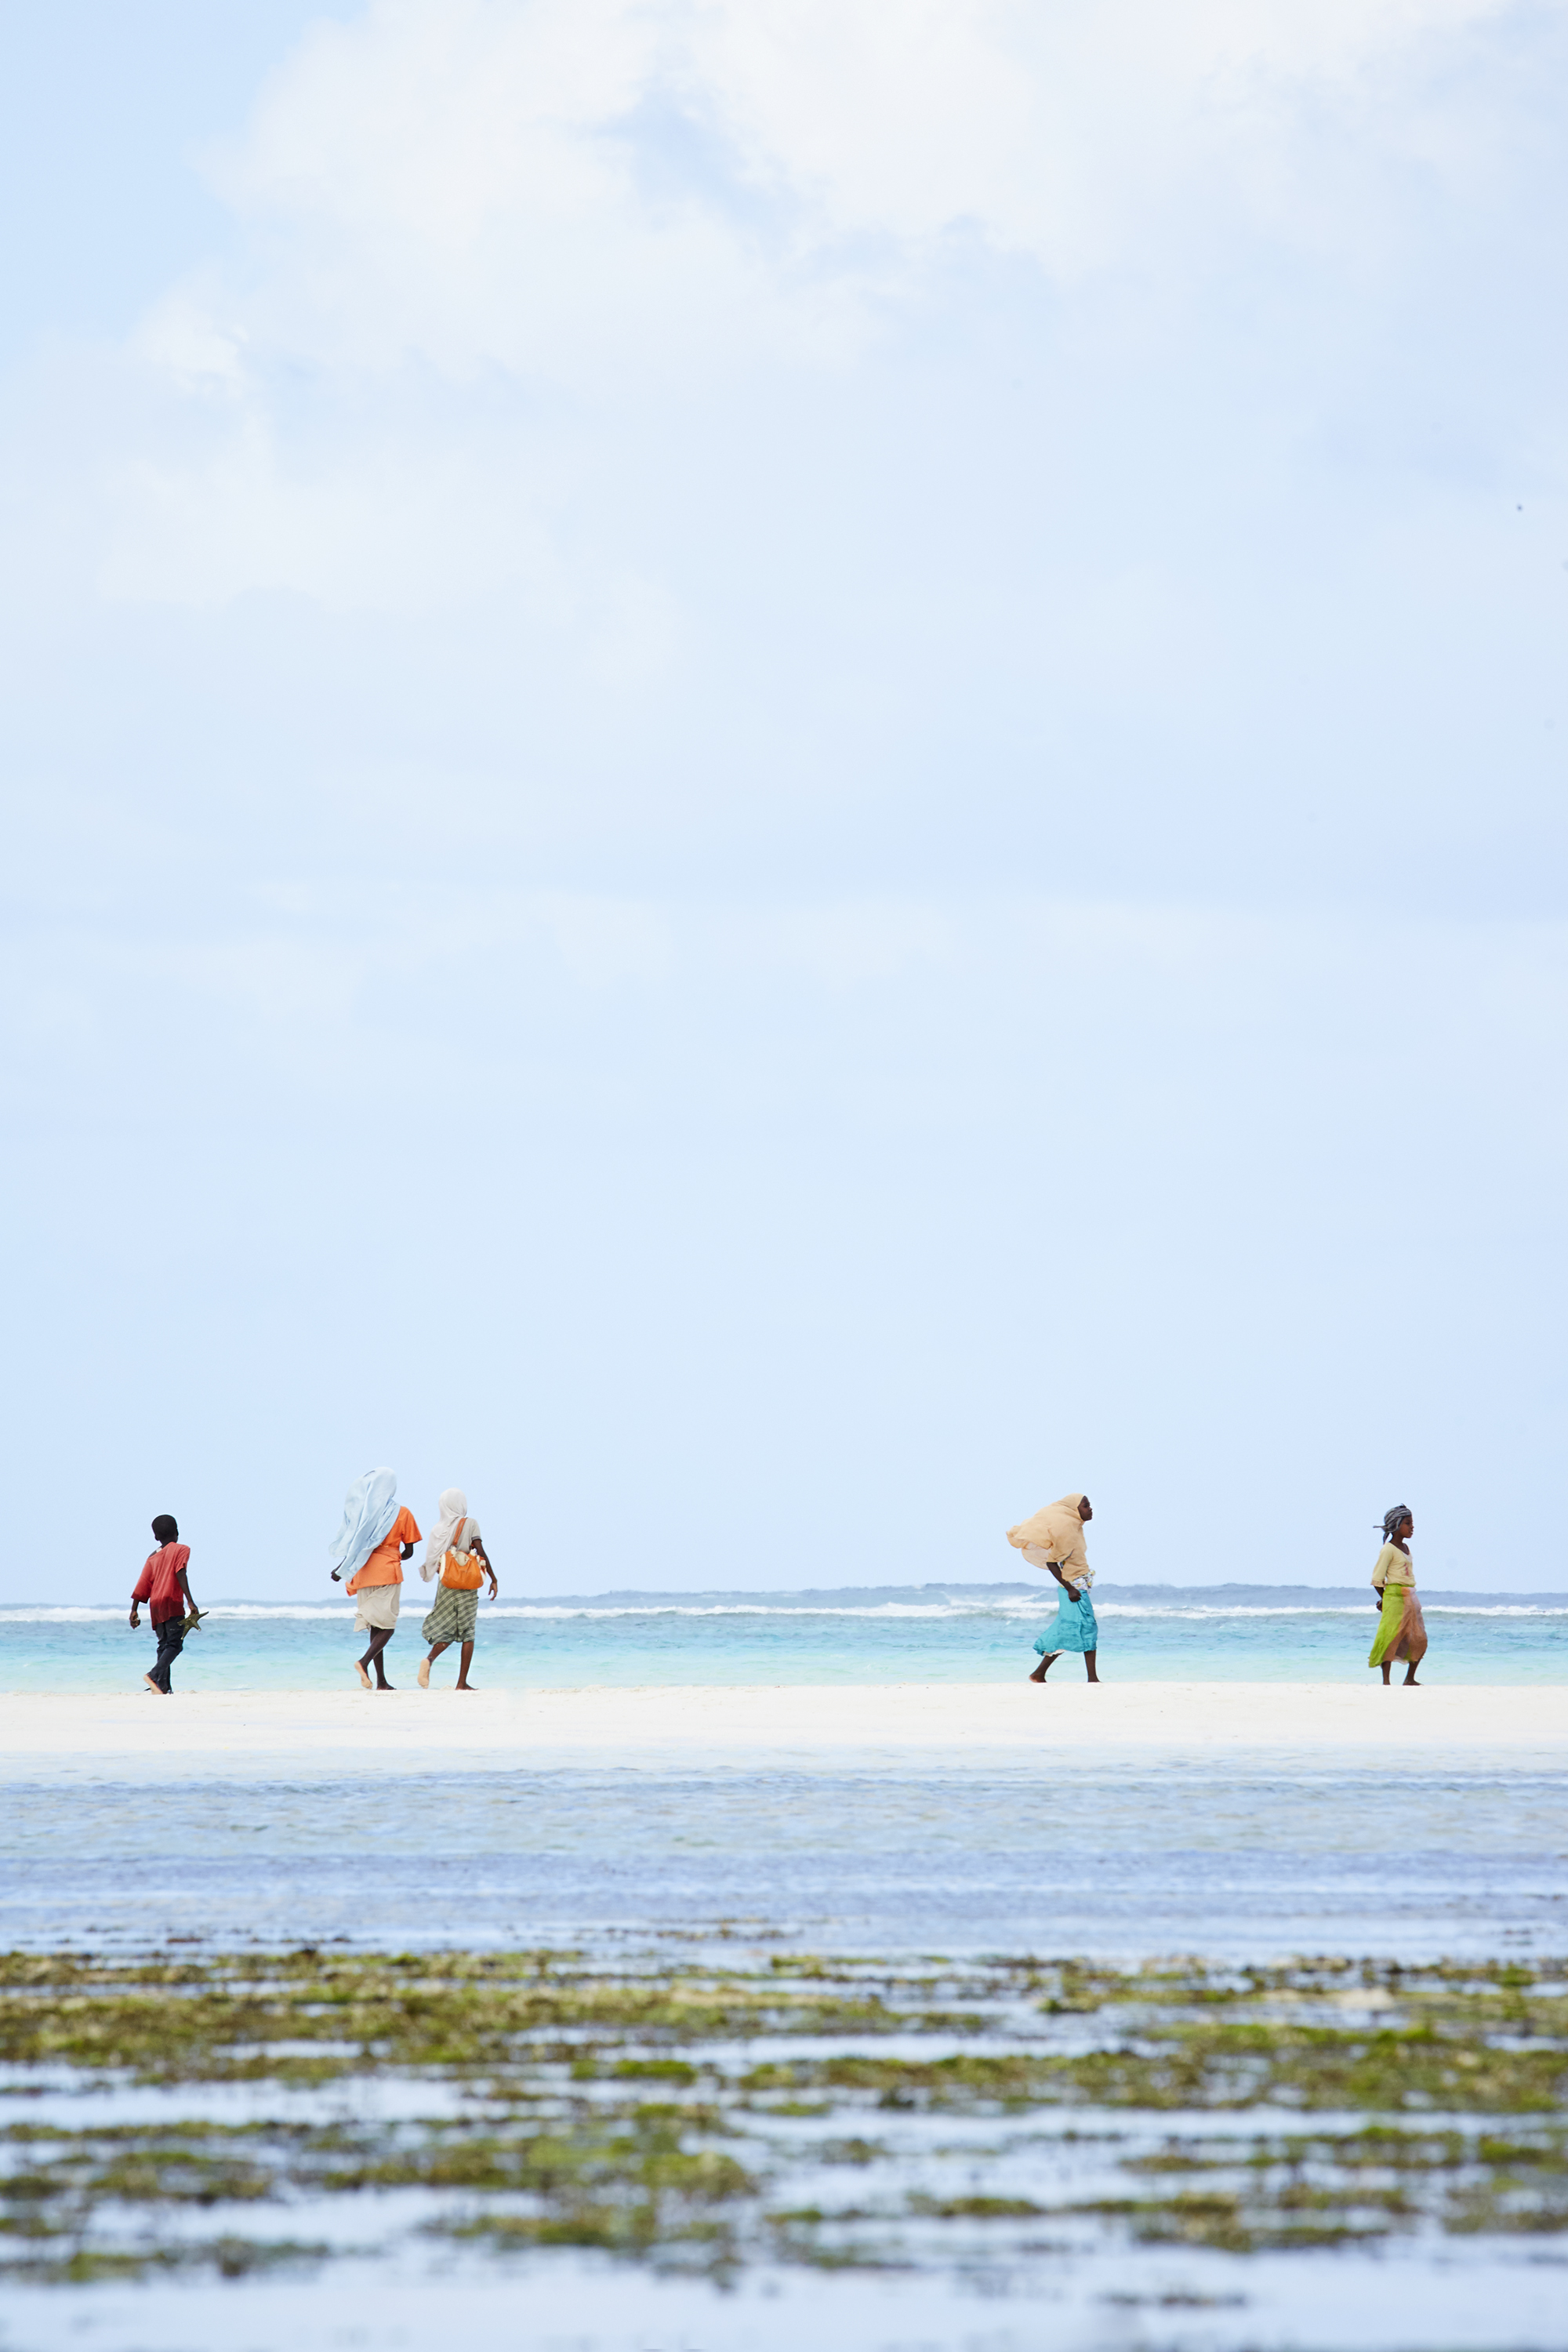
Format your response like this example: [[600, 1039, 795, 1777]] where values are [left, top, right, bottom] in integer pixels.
[[329, 1468, 421, 1692]]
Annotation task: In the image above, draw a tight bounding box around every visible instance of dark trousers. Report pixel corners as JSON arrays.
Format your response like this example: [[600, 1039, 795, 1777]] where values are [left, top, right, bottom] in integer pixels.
[[151, 1619, 186, 1693]]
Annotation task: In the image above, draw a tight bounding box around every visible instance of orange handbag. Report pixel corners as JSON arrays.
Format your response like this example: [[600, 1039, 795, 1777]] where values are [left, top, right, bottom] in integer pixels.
[[440, 1519, 485, 1591]]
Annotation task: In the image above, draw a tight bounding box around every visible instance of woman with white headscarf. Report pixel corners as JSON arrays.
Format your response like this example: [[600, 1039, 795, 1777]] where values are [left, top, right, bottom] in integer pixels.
[[329, 1468, 422, 1693], [418, 1487, 499, 1690], [1006, 1492, 1102, 1683]]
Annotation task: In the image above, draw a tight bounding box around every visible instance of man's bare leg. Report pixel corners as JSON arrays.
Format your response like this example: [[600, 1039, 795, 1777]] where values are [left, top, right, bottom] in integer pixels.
[[419, 1639, 452, 1690], [357, 1628, 395, 1690], [455, 1640, 477, 1690], [1029, 1653, 1060, 1682]]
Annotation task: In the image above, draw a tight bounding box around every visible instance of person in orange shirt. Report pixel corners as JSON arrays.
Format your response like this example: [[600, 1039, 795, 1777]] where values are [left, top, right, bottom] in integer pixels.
[[328, 1468, 422, 1693]]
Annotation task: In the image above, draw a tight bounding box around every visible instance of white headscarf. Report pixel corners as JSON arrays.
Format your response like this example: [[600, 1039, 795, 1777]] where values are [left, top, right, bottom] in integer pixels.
[[328, 1468, 398, 1581], [422, 1487, 469, 1582]]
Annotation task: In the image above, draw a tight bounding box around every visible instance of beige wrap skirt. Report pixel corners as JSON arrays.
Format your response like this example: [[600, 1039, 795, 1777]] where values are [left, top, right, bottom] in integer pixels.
[[353, 1584, 401, 1633]]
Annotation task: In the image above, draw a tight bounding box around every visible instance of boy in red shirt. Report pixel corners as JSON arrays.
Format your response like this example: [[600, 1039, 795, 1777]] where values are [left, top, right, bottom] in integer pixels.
[[130, 1514, 198, 1696]]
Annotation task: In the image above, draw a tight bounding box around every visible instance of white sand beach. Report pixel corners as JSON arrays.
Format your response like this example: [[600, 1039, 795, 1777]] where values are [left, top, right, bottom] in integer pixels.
[[3, 1682, 1563, 1769]]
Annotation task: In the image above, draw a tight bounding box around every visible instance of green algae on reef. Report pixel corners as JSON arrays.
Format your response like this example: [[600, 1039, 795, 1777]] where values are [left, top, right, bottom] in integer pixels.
[[1, 1948, 1565, 2283]]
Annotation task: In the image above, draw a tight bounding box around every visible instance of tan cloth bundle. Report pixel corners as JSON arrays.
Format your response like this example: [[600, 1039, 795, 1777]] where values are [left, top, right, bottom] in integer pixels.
[[1007, 1494, 1092, 1589]]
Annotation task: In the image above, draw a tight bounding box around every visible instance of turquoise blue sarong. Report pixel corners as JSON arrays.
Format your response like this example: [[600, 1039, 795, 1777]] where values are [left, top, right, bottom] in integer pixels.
[[1034, 1588, 1098, 1656]]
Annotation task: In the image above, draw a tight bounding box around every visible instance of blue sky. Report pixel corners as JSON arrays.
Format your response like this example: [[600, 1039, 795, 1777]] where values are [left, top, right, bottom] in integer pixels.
[[2, 0, 1565, 1601]]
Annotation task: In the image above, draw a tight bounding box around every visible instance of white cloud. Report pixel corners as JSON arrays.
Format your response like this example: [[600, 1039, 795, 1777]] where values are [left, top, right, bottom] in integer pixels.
[[132, 289, 249, 390], [98, 423, 525, 608], [211, 0, 1519, 344], [208, 0, 873, 385], [10, 887, 1566, 1138], [15, 0, 1550, 620]]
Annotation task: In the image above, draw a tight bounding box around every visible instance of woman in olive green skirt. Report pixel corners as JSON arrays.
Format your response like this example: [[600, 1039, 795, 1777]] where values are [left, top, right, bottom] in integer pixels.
[[1368, 1504, 1426, 1685], [417, 1489, 499, 1691]]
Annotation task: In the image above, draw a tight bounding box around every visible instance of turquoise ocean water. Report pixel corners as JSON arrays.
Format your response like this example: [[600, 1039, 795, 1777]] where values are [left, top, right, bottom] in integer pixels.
[[4, 1582, 1565, 1690]]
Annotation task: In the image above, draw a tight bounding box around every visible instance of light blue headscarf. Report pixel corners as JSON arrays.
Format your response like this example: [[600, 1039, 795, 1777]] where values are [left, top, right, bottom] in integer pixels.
[[328, 1468, 399, 1581]]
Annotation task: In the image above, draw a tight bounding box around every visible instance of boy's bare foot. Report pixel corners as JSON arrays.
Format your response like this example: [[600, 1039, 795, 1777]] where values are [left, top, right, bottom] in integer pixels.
[[355, 1662, 372, 1691], [417, 1658, 430, 1688]]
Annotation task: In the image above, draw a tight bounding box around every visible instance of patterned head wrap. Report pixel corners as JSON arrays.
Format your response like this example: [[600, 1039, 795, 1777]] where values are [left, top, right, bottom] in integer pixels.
[[1381, 1505, 1412, 1542]]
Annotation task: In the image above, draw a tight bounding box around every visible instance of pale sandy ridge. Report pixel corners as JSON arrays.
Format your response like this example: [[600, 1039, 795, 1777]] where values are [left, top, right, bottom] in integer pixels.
[[2, 1682, 1563, 1766]]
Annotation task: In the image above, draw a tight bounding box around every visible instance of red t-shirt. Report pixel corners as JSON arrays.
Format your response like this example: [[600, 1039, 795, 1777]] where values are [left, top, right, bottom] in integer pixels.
[[133, 1543, 191, 1625], [347, 1506, 421, 1593]]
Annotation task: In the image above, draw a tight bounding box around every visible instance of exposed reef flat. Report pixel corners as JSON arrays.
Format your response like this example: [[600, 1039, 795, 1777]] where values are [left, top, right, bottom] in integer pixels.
[[2, 1945, 1565, 2290]]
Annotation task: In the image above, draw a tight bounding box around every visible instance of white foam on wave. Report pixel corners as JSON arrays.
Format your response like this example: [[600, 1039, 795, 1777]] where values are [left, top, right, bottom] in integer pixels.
[[481, 1601, 1565, 1621], [3, 1599, 1565, 1626], [0, 1605, 359, 1624], [482, 1602, 1040, 1621], [1095, 1602, 1568, 1620]]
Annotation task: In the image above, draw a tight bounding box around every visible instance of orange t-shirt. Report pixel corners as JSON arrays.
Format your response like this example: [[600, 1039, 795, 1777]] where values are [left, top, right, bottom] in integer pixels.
[[347, 1506, 421, 1592]]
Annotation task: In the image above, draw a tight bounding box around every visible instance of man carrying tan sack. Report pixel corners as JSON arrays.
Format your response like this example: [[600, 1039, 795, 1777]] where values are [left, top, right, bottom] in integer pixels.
[[1007, 1492, 1101, 1684], [418, 1488, 499, 1691]]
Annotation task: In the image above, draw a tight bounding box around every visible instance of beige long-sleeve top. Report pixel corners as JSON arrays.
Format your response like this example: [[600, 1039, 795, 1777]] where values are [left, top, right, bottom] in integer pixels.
[[1007, 1494, 1091, 1586], [1370, 1541, 1415, 1592]]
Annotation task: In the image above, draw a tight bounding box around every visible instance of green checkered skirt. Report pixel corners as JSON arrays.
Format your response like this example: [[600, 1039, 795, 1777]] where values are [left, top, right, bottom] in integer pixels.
[[422, 1584, 479, 1646]]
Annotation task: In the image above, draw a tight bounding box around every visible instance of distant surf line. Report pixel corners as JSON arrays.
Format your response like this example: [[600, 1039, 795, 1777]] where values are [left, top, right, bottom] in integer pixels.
[[5, 1599, 1565, 1624]]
